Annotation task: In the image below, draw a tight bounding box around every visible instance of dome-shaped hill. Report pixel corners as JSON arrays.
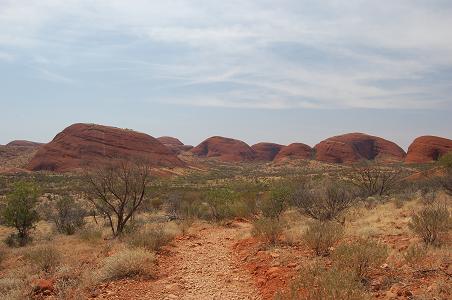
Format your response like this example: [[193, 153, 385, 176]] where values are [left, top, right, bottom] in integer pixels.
[[274, 143, 313, 162], [405, 136, 452, 163], [27, 123, 185, 172], [157, 136, 193, 154], [314, 133, 406, 164], [190, 136, 256, 162], [251, 143, 284, 161]]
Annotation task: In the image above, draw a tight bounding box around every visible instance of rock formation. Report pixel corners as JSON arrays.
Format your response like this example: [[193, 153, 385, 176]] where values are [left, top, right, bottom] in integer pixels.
[[274, 143, 313, 162], [314, 133, 406, 163], [251, 143, 284, 161], [190, 136, 256, 162], [405, 136, 452, 163], [27, 123, 184, 172]]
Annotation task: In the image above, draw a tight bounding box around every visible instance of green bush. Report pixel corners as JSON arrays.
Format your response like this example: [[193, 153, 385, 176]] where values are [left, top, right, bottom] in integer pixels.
[[95, 248, 155, 282], [408, 204, 451, 246], [25, 245, 61, 273], [259, 185, 291, 220], [303, 221, 344, 256], [1, 182, 40, 246], [203, 188, 255, 221], [332, 239, 388, 279], [252, 217, 284, 245], [438, 152, 452, 169], [126, 226, 174, 251]]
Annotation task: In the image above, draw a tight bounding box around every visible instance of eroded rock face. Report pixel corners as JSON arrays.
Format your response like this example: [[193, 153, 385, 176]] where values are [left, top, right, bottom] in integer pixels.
[[27, 123, 184, 172], [190, 136, 256, 162], [405, 136, 452, 163], [157, 136, 193, 154], [251, 143, 284, 161], [314, 133, 406, 164], [273, 143, 313, 162]]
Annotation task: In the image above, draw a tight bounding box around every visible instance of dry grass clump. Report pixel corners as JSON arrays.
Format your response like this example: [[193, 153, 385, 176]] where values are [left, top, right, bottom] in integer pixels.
[[0, 277, 24, 300], [94, 248, 155, 282], [24, 244, 61, 273], [252, 217, 284, 245], [303, 221, 343, 256], [78, 226, 103, 243], [0, 246, 6, 267], [126, 226, 175, 251], [408, 203, 451, 246], [295, 263, 367, 300], [403, 244, 428, 267], [332, 239, 388, 279]]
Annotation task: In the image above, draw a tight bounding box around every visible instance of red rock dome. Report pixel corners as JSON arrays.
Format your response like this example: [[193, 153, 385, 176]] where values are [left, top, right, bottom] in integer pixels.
[[27, 123, 184, 172], [251, 143, 284, 161], [274, 143, 313, 162], [314, 133, 406, 164], [190, 136, 256, 162], [405, 136, 452, 163]]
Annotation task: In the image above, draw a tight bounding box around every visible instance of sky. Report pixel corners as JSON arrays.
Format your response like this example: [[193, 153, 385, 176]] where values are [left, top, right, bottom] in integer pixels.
[[0, 0, 451, 150]]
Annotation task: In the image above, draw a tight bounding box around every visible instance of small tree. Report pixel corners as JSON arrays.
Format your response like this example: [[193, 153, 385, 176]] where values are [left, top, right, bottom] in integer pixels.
[[349, 162, 403, 197], [47, 195, 86, 235], [84, 160, 152, 237], [2, 182, 40, 246]]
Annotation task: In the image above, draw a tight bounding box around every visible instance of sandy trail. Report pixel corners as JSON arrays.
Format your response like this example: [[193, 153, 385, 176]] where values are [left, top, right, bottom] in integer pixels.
[[97, 221, 262, 300]]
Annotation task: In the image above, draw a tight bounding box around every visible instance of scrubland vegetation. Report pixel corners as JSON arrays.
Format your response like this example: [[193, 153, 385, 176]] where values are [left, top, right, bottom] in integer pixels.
[[0, 156, 451, 299]]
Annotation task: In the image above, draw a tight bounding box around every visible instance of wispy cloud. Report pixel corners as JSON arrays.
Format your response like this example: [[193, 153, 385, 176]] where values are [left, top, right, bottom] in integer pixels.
[[0, 0, 451, 109]]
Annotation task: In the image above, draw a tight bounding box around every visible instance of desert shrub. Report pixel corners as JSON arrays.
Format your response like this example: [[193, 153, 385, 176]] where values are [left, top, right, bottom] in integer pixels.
[[79, 226, 103, 243], [332, 239, 388, 279], [293, 181, 355, 222], [303, 221, 344, 256], [95, 248, 155, 282], [252, 217, 284, 245], [403, 244, 428, 267], [408, 203, 451, 246], [1, 182, 40, 246], [0, 277, 24, 300], [439, 152, 452, 169], [259, 185, 292, 220], [47, 195, 86, 235], [296, 263, 367, 300], [126, 226, 174, 251], [349, 162, 403, 197], [25, 245, 61, 273], [203, 188, 252, 221]]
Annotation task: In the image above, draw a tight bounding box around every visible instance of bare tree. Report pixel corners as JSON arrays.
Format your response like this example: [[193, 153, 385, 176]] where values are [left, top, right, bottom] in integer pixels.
[[349, 162, 403, 197], [84, 160, 152, 237]]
